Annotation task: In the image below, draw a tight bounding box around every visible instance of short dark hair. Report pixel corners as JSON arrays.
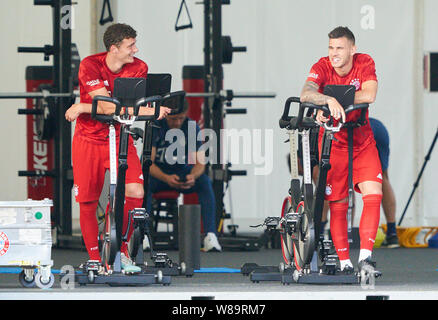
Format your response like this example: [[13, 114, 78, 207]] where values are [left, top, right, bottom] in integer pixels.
[[328, 26, 355, 44], [174, 99, 189, 114], [103, 23, 137, 51]]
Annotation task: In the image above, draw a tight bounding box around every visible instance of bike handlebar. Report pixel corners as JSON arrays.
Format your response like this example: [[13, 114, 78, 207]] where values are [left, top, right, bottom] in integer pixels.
[[279, 96, 369, 131], [91, 95, 121, 122], [91, 94, 168, 123], [135, 95, 163, 121]]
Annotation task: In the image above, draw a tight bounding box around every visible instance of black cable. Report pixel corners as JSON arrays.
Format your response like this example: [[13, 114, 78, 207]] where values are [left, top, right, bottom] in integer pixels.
[[398, 127, 438, 226]]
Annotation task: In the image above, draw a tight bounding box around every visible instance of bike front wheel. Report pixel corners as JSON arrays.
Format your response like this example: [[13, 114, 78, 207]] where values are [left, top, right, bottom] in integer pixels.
[[100, 205, 118, 268]]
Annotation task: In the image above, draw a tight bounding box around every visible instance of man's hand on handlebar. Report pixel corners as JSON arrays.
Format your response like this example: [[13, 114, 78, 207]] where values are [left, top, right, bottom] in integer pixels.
[[315, 97, 346, 124], [139, 106, 171, 120]]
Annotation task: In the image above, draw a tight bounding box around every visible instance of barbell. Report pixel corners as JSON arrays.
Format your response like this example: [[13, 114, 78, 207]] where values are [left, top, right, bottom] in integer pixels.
[[1, 87, 275, 141], [0, 89, 275, 100]]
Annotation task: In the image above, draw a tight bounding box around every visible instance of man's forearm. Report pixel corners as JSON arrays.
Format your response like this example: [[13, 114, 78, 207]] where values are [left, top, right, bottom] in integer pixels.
[[300, 81, 332, 105], [354, 81, 378, 104], [75, 102, 116, 115], [150, 164, 169, 183], [190, 163, 205, 179], [353, 91, 374, 104]]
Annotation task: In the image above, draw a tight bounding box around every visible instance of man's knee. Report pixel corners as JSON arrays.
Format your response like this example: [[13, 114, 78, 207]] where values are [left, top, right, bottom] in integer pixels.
[[329, 197, 348, 204], [125, 183, 144, 199], [195, 174, 214, 191], [358, 180, 382, 196]]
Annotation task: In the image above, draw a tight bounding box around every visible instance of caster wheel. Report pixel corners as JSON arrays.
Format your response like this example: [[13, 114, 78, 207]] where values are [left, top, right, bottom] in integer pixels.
[[35, 272, 55, 289], [156, 270, 163, 283], [19, 270, 36, 288], [279, 262, 285, 274], [180, 262, 186, 275], [293, 270, 301, 282], [88, 270, 95, 283]]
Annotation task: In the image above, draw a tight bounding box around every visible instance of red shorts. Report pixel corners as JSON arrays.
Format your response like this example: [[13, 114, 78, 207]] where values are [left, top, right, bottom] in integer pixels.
[[322, 140, 383, 201], [72, 134, 143, 203]]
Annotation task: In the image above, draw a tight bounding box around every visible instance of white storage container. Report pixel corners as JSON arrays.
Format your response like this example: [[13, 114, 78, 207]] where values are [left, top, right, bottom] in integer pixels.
[[0, 199, 54, 288]]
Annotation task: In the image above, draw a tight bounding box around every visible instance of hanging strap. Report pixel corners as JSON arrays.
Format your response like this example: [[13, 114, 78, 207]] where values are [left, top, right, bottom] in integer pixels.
[[99, 0, 114, 25], [175, 0, 193, 31]]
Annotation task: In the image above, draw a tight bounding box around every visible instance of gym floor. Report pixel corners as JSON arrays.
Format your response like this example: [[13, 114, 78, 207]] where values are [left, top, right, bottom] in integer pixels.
[[0, 246, 437, 300]]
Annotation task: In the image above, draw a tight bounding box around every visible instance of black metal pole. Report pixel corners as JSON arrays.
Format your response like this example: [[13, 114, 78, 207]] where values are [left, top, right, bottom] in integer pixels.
[[53, 0, 73, 239], [203, 1, 212, 132], [204, 0, 225, 229]]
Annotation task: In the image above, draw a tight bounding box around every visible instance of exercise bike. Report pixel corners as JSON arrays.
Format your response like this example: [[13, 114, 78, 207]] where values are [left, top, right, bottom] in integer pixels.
[[249, 85, 381, 285], [125, 75, 193, 277], [76, 77, 170, 286]]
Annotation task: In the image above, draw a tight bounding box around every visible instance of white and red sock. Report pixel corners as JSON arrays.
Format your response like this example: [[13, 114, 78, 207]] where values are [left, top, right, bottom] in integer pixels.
[[359, 194, 382, 260], [79, 201, 101, 261]]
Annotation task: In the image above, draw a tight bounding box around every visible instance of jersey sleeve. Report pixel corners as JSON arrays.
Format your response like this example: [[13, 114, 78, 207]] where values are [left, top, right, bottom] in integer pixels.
[[133, 60, 148, 78], [360, 55, 377, 82], [78, 57, 106, 94], [305, 60, 326, 88]]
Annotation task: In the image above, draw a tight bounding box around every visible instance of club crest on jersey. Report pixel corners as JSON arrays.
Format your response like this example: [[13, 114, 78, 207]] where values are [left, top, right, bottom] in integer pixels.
[[73, 184, 79, 197], [325, 184, 333, 196], [350, 78, 361, 90]]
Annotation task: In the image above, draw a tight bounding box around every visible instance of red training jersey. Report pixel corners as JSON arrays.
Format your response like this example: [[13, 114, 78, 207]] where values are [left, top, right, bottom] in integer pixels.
[[305, 53, 377, 150], [75, 52, 148, 143]]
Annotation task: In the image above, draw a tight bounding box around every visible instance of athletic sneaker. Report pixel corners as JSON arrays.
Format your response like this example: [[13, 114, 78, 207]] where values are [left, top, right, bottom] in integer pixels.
[[203, 232, 222, 252], [358, 257, 382, 277], [339, 265, 355, 275], [79, 260, 105, 276], [121, 253, 141, 273], [382, 234, 400, 248]]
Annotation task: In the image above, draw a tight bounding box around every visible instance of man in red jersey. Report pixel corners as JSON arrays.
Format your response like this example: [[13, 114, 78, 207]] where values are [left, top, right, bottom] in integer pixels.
[[65, 23, 170, 272], [300, 26, 382, 273]]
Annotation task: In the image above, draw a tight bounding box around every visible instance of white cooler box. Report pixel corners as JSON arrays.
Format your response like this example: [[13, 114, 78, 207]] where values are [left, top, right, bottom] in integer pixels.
[[0, 199, 54, 288]]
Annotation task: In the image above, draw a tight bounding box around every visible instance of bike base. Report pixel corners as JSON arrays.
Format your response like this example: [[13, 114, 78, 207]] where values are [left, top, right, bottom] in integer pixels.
[[75, 271, 171, 287], [241, 263, 280, 276], [281, 269, 359, 285], [141, 264, 194, 277], [250, 270, 282, 283]]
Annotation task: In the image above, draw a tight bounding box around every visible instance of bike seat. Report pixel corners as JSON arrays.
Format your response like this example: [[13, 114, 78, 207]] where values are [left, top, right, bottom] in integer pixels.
[[152, 191, 180, 200]]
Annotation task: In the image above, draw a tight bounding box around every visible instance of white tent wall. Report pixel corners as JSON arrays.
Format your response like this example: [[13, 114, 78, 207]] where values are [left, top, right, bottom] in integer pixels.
[[0, 1, 100, 231], [422, 0, 438, 226], [118, 0, 435, 231], [0, 0, 91, 227]]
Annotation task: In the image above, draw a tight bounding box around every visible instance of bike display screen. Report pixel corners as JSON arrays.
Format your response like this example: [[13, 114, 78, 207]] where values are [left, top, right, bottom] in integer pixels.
[[323, 85, 355, 108]]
